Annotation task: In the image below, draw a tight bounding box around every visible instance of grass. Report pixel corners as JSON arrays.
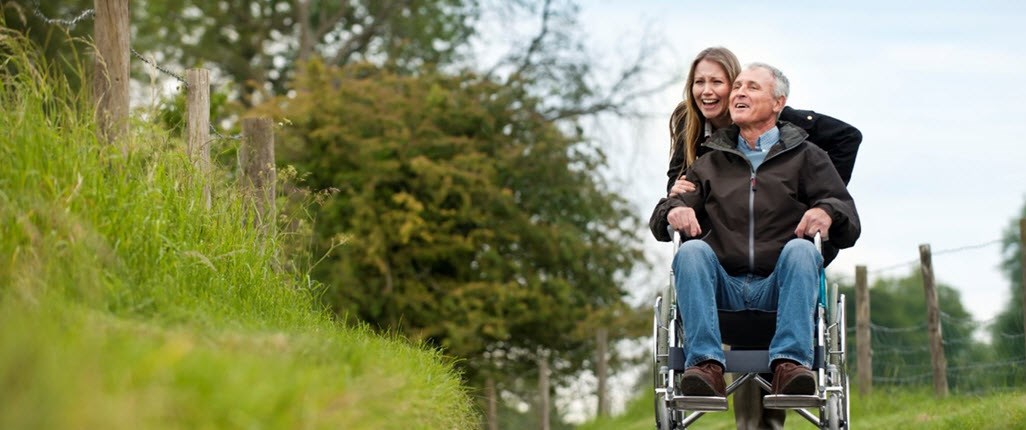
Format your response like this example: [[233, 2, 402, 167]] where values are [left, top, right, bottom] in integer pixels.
[[577, 384, 1026, 430], [0, 28, 478, 429]]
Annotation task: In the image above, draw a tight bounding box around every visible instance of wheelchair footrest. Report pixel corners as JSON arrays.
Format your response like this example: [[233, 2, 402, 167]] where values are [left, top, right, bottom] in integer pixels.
[[763, 394, 821, 409], [670, 396, 728, 411]]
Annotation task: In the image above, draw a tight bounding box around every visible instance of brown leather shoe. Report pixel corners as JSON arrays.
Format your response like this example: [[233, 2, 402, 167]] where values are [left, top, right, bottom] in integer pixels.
[[681, 361, 726, 397], [771, 361, 816, 395]]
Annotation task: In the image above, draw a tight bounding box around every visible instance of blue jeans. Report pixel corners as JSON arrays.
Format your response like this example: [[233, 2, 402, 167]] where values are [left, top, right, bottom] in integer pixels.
[[673, 239, 821, 369]]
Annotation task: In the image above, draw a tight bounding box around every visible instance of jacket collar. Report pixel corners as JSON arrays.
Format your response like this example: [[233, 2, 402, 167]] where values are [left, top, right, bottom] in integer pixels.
[[703, 121, 809, 153]]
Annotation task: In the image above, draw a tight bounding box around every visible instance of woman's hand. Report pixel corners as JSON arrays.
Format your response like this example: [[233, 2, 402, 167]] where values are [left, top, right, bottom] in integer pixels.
[[668, 175, 697, 197]]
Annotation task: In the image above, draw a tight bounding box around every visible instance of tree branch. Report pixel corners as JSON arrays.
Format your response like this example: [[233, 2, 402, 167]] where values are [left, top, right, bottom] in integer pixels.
[[512, 0, 552, 79]]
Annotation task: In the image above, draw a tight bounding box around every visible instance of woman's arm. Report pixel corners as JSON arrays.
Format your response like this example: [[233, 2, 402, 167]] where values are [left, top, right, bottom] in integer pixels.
[[666, 146, 685, 192], [780, 106, 862, 185]]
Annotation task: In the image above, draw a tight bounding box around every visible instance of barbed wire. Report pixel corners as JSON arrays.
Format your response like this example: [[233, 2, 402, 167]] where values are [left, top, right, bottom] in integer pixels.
[[872, 372, 932, 384], [31, 1, 95, 29], [210, 125, 242, 141], [958, 385, 1024, 397], [946, 358, 1026, 372], [870, 238, 1003, 275], [131, 48, 188, 87], [871, 344, 932, 355], [32, 2, 241, 142], [871, 357, 1026, 386], [870, 321, 928, 333]]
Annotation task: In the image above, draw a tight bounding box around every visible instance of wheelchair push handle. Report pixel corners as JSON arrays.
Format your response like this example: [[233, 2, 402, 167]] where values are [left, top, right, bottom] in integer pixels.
[[667, 225, 681, 249]]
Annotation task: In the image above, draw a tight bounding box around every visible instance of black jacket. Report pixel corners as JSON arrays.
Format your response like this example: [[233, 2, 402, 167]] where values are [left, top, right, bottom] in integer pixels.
[[650, 122, 861, 277], [665, 106, 862, 192]]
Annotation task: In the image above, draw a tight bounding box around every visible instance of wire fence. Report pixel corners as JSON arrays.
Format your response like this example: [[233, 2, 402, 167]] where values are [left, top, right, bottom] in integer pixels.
[[32, 1, 242, 141], [846, 271, 1025, 393]]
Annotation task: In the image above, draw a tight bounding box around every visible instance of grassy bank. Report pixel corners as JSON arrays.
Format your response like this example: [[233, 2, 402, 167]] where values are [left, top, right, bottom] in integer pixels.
[[0, 29, 477, 429], [578, 386, 1026, 430]]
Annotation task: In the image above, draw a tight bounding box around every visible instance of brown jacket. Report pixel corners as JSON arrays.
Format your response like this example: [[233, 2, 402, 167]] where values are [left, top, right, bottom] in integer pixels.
[[650, 122, 860, 276]]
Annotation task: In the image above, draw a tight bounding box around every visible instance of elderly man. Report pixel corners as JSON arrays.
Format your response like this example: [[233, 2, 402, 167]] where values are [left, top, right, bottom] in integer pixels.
[[649, 63, 860, 397]]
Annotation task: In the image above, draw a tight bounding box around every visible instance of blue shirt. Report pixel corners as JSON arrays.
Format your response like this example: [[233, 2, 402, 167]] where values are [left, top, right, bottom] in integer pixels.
[[736, 126, 779, 172]]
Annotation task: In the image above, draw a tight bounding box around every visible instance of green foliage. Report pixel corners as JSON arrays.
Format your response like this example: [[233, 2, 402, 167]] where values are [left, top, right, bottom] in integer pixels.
[[265, 59, 644, 386], [0, 29, 477, 429], [990, 199, 1026, 361], [154, 86, 231, 137], [1, 0, 94, 92], [131, 0, 478, 104]]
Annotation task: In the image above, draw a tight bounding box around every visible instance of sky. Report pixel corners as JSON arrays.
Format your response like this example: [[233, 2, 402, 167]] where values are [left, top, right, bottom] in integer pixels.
[[572, 0, 1026, 323]]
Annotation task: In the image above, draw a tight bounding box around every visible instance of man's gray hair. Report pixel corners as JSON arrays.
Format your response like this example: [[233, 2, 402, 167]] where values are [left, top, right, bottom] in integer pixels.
[[746, 62, 789, 99]]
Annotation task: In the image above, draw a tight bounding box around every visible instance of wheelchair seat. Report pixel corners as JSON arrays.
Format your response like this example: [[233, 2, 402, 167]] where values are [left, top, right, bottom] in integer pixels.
[[719, 309, 776, 348]]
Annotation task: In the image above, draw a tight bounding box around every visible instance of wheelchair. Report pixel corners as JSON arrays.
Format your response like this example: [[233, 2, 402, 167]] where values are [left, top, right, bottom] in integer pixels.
[[652, 231, 850, 429]]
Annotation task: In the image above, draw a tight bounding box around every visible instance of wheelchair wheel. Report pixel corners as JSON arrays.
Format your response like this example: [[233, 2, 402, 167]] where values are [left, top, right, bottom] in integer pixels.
[[825, 374, 850, 430], [653, 294, 676, 430], [826, 393, 841, 430], [823, 289, 850, 430]]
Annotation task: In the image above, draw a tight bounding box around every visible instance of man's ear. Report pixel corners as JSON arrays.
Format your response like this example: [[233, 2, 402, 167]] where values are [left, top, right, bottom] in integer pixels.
[[773, 96, 787, 114]]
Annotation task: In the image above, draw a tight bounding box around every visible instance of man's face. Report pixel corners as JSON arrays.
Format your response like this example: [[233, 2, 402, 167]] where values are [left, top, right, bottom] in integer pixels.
[[729, 67, 785, 128]]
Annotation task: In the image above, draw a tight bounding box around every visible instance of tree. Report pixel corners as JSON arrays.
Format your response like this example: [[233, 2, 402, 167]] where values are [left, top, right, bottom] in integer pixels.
[[131, 0, 477, 106], [3, 0, 480, 103], [990, 199, 1026, 364], [261, 59, 643, 386]]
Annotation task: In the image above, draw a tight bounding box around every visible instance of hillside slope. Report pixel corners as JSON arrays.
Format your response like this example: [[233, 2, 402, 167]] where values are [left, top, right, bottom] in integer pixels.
[[0, 31, 478, 430]]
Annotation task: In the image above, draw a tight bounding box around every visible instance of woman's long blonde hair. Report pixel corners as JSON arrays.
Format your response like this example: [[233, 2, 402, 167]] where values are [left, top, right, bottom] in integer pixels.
[[669, 47, 741, 174]]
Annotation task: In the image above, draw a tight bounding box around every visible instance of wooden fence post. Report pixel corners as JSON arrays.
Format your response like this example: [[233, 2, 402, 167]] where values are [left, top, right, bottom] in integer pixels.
[[855, 265, 871, 395], [595, 327, 609, 417], [241, 118, 276, 233], [485, 376, 498, 430], [186, 68, 211, 209], [93, 0, 130, 149], [919, 244, 948, 397], [538, 354, 550, 430]]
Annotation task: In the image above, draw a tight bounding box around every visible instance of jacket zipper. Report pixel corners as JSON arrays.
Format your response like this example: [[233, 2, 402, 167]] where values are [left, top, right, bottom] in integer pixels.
[[710, 137, 802, 273], [748, 171, 756, 270]]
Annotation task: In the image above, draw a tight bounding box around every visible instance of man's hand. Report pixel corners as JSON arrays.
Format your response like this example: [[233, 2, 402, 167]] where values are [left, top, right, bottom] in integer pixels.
[[667, 206, 702, 237], [795, 207, 832, 239]]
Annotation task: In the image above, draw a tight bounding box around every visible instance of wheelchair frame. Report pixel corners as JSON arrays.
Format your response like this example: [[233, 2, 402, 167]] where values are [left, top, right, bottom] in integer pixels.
[[652, 232, 850, 429]]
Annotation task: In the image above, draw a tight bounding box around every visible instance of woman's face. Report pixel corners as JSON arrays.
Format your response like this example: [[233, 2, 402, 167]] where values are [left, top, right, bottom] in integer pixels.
[[691, 59, 731, 124]]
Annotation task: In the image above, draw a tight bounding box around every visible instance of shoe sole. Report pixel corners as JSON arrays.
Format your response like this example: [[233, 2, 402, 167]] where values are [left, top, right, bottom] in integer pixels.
[[778, 374, 816, 395], [680, 374, 723, 397]]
